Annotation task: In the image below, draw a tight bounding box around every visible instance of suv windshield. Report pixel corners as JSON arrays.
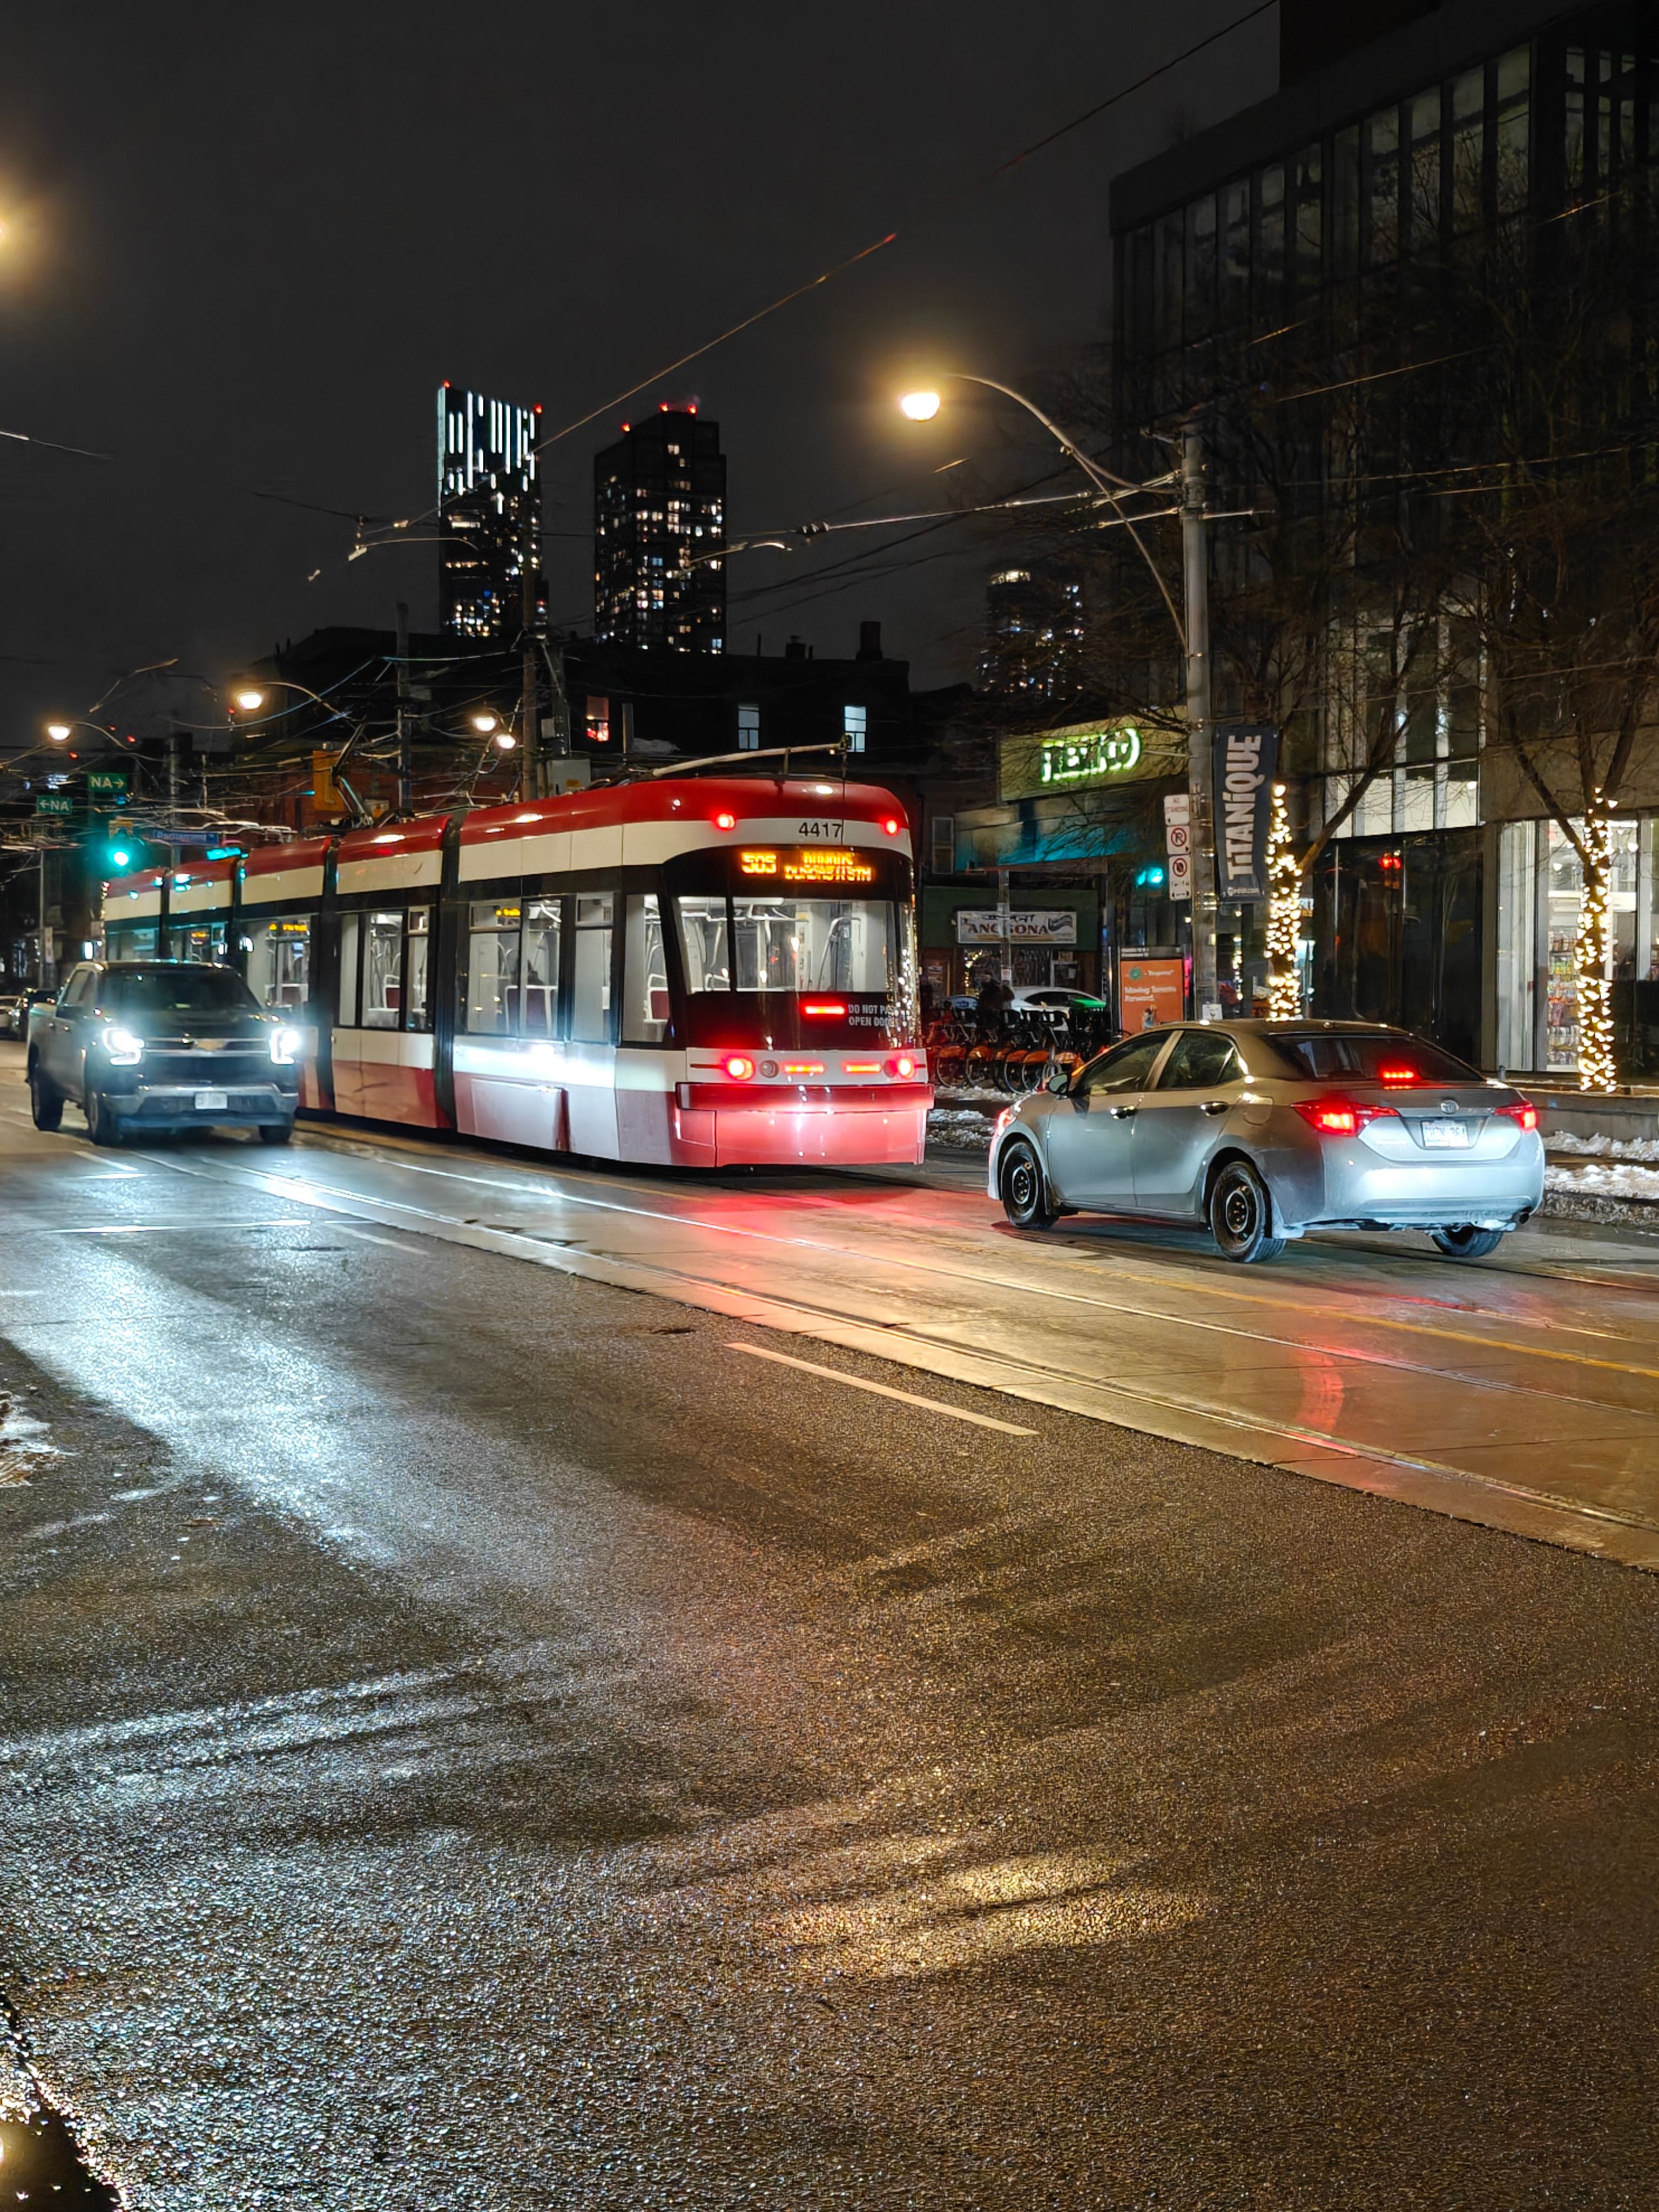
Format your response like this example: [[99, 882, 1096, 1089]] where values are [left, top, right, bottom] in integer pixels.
[[102, 967, 261, 1019], [1266, 1030, 1482, 1084]]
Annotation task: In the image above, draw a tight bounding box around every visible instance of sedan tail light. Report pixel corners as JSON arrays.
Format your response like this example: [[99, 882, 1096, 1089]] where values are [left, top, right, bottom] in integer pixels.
[[1496, 1098, 1538, 1132], [1293, 1098, 1399, 1136]]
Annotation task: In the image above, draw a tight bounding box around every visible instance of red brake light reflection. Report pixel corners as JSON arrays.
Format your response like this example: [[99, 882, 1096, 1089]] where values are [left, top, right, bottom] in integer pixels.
[[722, 1054, 755, 1080], [802, 1000, 846, 1016]]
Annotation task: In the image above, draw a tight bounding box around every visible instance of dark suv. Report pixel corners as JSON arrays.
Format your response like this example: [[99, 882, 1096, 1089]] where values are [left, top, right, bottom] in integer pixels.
[[28, 961, 302, 1146]]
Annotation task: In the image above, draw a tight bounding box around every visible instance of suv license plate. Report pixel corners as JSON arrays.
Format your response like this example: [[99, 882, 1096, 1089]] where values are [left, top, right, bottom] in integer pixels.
[[1422, 1119, 1469, 1149], [194, 1089, 228, 1111]]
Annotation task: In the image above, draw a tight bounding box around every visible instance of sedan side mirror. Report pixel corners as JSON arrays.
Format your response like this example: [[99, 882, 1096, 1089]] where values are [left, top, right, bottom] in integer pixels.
[[1044, 1062, 1072, 1095]]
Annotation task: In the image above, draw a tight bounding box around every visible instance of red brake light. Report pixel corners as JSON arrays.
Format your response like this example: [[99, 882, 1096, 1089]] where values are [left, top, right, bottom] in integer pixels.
[[1378, 1065, 1418, 1084], [714, 811, 737, 831], [882, 817, 901, 836], [1499, 1100, 1538, 1132], [781, 1060, 825, 1076], [802, 1000, 846, 1017], [843, 1060, 881, 1075], [1294, 1098, 1399, 1136], [722, 1054, 755, 1080], [884, 1054, 918, 1080]]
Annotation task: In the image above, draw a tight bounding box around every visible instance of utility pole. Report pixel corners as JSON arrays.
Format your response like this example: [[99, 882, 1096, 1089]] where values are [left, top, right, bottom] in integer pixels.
[[395, 601, 412, 815], [519, 546, 541, 804], [37, 839, 51, 990], [1182, 416, 1221, 1021]]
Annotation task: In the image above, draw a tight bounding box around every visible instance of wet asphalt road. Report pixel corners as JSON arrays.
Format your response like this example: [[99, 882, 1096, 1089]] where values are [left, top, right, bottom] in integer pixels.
[[3, 1084, 1659, 2207]]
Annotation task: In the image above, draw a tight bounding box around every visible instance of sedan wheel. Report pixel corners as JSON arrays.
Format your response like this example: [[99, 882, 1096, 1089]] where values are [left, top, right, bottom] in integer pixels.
[[1208, 1159, 1285, 1264], [1431, 1225, 1506, 1260], [1000, 1138, 1058, 1230]]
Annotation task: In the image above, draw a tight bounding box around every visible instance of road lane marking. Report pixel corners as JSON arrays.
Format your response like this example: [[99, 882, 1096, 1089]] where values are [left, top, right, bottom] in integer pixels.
[[726, 1342, 1037, 1433], [334, 1223, 416, 1251]]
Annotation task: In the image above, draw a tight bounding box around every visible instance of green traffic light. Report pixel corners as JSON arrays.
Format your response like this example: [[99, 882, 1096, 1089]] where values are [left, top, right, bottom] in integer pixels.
[[109, 846, 132, 869]]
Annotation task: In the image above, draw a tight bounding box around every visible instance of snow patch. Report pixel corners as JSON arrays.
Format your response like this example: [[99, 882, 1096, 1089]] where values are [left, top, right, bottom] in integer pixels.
[[1545, 1161, 1659, 1202], [1547, 1130, 1659, 1163]]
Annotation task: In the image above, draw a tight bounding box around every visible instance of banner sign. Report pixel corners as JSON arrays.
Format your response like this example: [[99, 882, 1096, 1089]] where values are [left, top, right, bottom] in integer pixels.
[[1212, 725, 1279, 901], [955, 908, 1078, 946]]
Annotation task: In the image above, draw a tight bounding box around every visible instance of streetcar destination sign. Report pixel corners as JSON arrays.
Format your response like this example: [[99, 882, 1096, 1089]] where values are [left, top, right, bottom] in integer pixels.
[[739, 848, 876, 885]]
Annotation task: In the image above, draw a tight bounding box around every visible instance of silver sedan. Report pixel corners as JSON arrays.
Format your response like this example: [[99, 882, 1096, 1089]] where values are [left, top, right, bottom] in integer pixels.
[[988, 1020, 1545, 1263]]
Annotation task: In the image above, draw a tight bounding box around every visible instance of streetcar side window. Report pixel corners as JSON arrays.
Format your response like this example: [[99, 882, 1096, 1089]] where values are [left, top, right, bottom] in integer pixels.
[[338, 914, 360, 1024], [404, 907, 431, 1032], [245, 915, 311, 1012], [570, 894, 613, 1042], [675, 896, 730, 992], [520, 900, 561, 1037], [466, 900, 521, 1034], [363, 912, 403, 1028], [622, 894, 669, 1043]]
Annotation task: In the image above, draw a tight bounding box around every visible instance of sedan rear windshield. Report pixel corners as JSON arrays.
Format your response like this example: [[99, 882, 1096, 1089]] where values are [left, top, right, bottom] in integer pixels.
[[1266, 1031, 1482, 1084], [102, 967, 261, 1018]]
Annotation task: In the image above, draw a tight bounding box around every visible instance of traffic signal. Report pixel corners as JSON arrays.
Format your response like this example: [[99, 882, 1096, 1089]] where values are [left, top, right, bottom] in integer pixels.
[[100, 817, 140, 874]]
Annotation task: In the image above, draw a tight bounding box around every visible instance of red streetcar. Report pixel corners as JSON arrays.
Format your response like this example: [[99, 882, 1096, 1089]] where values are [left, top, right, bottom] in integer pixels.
[[99, 772, 929, 1168]]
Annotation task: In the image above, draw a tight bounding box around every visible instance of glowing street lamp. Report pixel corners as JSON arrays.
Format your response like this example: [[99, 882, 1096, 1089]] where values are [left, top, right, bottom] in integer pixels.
[[897, 371, 1223, 1019], [469, 711, 501, 734], [45, 721, 71, 742], [232, 687, 266, 713]]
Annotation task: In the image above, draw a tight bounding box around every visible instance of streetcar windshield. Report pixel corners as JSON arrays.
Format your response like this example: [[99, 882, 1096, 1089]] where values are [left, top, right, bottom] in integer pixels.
[[676, 896, 901, 995]]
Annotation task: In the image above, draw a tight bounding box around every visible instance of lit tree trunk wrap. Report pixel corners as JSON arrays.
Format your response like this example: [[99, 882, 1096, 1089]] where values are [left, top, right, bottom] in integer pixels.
[[1265, 781, 1302, 1020], [1576, 802, 1616, 1092]]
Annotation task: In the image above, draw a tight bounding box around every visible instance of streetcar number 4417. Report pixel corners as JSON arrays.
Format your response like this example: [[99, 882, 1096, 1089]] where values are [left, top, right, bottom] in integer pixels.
[[796, 820, 844, 840]]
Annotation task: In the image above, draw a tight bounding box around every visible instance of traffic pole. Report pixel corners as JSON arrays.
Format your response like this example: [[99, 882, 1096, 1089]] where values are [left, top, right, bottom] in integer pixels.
[[1182, 416, 1220, 1021], [395, 601, 412, 816]]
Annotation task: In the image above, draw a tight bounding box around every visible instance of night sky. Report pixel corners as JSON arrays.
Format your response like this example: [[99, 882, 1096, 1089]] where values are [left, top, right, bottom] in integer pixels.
[[0, 2, 1274, 746]]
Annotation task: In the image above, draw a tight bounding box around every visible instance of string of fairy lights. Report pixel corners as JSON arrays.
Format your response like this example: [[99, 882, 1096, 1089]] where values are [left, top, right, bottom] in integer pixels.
[[1573, 798, 1617, 1094], [1263, 781, 1303, 1021]]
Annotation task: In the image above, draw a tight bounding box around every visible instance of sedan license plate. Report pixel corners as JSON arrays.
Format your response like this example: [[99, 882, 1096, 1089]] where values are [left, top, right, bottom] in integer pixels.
[[1421, 1118, 1469, 1149], [194, 1089, 229, 1112]]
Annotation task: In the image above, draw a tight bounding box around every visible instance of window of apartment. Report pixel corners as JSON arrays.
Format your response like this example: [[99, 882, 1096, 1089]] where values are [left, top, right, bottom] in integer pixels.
[[1409, 86, 1442, 251], [737, 702, 760, 750], [930, 815, 955, 873], [1156, 208, 1184, 351], [1292, 147, 1322, 291], [1255, 164, 1285, 325], [843, 704, 867, 754], [1332, 125, 1361, 276], [1185, 194, 1216, 334], [1495, 46, 1530, 215], [1219, 178, 1250, 325], [584, 695, 610, 744], [1366, 105, 1400, 267], [1451, 69, 1485, 232]]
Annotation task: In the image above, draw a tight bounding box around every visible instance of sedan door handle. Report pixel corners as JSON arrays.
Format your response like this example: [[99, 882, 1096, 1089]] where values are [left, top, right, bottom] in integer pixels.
[[1200, 1100, 1229, 1116], [1110, 1104, 1137, 1119]]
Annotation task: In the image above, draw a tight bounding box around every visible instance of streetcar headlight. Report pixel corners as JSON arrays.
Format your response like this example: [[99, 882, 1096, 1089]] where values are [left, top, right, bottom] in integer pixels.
[[269, 1026, 304, 1065], [102, 1024, 144, 1066]]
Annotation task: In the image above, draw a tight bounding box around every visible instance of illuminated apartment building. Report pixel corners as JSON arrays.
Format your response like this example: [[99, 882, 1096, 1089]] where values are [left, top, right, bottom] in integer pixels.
[[594, 408, 726, 652]]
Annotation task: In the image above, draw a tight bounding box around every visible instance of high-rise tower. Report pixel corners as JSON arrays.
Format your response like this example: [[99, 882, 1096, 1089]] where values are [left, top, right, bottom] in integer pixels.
[[594, 408, 725, 652], [438, 386, 542, 642]]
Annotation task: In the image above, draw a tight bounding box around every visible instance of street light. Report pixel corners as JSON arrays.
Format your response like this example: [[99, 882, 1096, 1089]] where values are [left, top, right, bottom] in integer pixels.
[[898, 372, 1220, 1021], [45, 721, 71, 742], [469, 711, 501, 735]]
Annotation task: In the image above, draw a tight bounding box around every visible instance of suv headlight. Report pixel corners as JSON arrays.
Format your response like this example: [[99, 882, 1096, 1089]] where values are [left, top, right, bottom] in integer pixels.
[[102, 1024, 144, 1066], [268, 1026, 304, 1066]]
